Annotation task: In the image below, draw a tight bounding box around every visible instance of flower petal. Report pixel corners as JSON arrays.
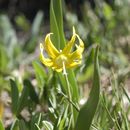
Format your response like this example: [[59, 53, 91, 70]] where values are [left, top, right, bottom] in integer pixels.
[[54, 68, 63, 72], [62, 27, 76, 53], [40, 43, 53, 67], [44, 33, 59, 58], [69, 34, 84, 60], [52, 66, 62, 72], [68, 60, 81, 68]]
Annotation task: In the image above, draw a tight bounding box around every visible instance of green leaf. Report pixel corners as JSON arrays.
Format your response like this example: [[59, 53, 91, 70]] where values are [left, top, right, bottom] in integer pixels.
[[23, 11, 43, 53], [32, 61, 46, 88], [16, 83, 29, 115], [50, 0, 66, 49], [75, 46, 100, 130], [24, 79, 39, 103], [0, 120, 4, 130], [52, 0, 66, 49], [50, 0, 60, 49], [31, 11, 44, 36], [0, 15, 17, 57], [10, 79, 19, 115]]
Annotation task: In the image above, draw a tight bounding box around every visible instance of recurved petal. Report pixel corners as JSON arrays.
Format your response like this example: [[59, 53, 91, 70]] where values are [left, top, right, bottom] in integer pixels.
[[69, 50, 82, 61], [69, 34, 84, 60], [40, 54, 53, 67], [40, 44, 53, 67], [54, 68, 63, 72], [75, 34, 84, 53], [52, 66, 62, 72], [44, 33, 59, 58], [63, 27, 76, 53], [68, 60, 81, 68]]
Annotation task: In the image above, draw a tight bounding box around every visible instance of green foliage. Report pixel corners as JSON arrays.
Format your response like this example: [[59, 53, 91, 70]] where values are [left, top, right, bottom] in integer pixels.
[[31, 11, 44, 37], [10, 78, 39, 117], [42, 121, 53, 130], [50, 0, 65, 49], [10, 79, 19, 114], [75, 46, 100, 130], [32, 61, 47, 90], [23, 11, 44, 53]]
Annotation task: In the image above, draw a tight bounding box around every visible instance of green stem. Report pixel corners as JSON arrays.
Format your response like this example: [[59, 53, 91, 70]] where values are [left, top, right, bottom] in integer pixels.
[[63, 62, 75, 128], [64, 74, 72, 101], [64, 73, 75, 127]]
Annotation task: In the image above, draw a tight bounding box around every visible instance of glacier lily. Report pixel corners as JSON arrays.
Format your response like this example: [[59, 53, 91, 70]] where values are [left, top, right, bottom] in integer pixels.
[[40, 27, 84, 73]]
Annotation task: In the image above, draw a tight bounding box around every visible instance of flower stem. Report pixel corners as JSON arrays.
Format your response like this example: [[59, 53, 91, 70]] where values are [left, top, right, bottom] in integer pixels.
[[63, 62, 75, 128], [58, 90, 79, 112]]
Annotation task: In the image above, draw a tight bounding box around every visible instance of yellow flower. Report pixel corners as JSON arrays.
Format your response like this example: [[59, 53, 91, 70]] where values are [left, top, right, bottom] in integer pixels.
[[40, 27, 84, 73]]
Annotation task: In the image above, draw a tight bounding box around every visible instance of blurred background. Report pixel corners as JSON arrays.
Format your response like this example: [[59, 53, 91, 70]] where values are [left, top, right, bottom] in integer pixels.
[[0, 0, 130, 128], [0, 0, 129, 87]]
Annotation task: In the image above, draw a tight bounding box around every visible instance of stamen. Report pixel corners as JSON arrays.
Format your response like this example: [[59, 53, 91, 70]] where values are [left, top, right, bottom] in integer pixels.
[[73, 26, 76, 35], [75, 44, 79, 49], [62, 62, 67, 75], [73, 59, 79, 62]]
